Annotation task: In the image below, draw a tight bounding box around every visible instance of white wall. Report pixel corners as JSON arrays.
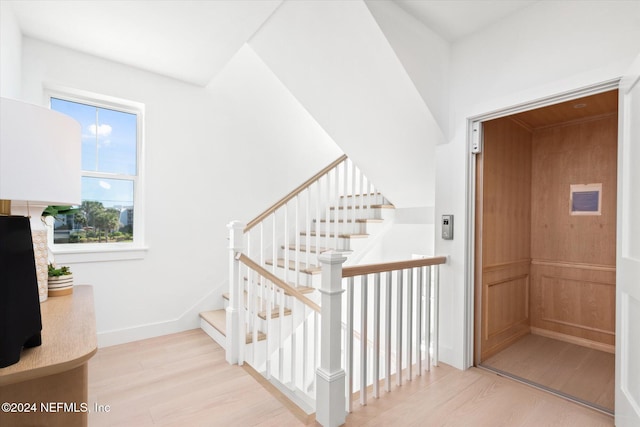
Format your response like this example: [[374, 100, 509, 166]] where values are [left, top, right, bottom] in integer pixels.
[[436, 0, 640, 369], [0, 1, 21, 99], [364, 0, 450, 139], [21, 39, 342, 346], [249, 0, 444, 209]]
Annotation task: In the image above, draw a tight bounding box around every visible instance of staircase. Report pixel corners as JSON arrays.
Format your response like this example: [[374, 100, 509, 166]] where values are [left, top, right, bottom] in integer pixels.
[[197, 155, 446, 427], [197, 156, 394, 416], [200, 189, 394, 350]]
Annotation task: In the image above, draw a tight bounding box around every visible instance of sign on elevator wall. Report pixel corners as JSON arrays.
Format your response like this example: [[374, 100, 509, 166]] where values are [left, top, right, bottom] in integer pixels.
[[570, 183, 602, 215]]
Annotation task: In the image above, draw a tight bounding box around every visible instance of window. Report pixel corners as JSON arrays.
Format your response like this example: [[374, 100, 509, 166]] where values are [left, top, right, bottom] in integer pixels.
[[47, 89, 145, 259]]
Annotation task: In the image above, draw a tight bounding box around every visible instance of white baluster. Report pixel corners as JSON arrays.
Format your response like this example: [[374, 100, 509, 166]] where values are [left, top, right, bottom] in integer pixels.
[[343, 159, 348, 242], [305, 189, 310, 269], [334, 166, 340, 250], [252, 271, 259, 364], [385, 271, 392, 393], [259, 223, 265, 338], [360, 274, 368, 406], [433, 265, 439, 367], [316, 181, 321, 266], [373, 272, 380, 398], [416, 266, 423, 375], [314, 310, 319, 392], [266, 279, 272, 380], [346, 276, 354, 413], [325, 174, 331, 252], [294, 196, 300, 287], [425, 266, 431, 371], [291, 298, 297, 390], [246, 245, 254, 362], [272, 213, 277, 275], [303, 304, 308, 392], [351, 161, 357, 226], [284, 204, 289, 286], [279, 287, 284, 381], [407, 268, 413, 381], [396, 269, 403, 386]]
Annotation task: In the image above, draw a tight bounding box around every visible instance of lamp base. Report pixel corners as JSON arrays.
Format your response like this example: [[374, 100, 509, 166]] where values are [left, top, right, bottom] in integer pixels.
[[10, 202, 50, 303], [32, 229, 49, 302]]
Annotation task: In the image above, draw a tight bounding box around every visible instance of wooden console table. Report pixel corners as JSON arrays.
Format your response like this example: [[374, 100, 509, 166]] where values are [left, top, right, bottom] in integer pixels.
[[0, 285, 97, 427]]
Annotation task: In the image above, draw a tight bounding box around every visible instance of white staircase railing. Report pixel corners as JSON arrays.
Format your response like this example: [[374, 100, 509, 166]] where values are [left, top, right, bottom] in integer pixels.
[[225, 154, 446, 426], [243, 154, 389, 285], [340, 256, 447, 409], [227, 226, 446, 426], [237, 252, 320, 413]]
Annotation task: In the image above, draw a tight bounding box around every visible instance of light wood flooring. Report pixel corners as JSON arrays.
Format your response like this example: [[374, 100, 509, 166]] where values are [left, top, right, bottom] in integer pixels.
[[482, 334, 615, 413], [88, 329, 614, 426]]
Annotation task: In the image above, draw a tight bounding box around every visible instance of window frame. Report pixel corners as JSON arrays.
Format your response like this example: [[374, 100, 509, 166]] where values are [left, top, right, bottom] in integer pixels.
[[45, 86, 147, 263]]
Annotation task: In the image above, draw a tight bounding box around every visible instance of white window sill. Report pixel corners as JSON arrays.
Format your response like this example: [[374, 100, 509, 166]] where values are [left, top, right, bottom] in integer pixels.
[[52, 244, 149, 264]]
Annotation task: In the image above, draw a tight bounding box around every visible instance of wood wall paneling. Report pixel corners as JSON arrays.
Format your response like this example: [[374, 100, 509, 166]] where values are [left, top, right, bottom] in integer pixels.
[[482, 118, 532, 267], [479, 118, 532, 360], [529, 115, 617, 349], [530, 116, 617, 265], [483, 262, 530, 343], [530, 262, 616, 349]]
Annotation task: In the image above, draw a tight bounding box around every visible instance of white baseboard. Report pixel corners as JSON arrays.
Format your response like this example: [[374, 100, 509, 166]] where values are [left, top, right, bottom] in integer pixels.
[[97, 287, 221, 347], [436, 344, 455, 368]]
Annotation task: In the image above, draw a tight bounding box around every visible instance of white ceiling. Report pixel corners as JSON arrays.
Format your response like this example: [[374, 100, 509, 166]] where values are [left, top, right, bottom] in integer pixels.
[[8, 0, 537, 87], [394, 0, 536, 42]]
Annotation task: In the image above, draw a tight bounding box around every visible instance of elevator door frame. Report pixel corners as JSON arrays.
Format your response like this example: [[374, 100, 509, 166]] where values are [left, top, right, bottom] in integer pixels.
[[464, 79, 621, 368]]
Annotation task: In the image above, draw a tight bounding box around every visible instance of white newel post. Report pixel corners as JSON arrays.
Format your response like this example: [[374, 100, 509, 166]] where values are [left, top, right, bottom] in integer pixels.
[[226, 221, 245, 365], [316, 251, 347, 427]]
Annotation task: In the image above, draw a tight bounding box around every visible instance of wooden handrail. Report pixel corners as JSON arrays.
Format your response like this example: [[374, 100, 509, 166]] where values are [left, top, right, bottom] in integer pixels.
[[244, 154, 348, 233], [236, 252, 321, 313], [342, 256, 447, 278]]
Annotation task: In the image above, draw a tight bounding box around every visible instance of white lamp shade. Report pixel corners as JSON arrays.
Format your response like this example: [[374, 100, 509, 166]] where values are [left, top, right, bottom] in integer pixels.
[[0, 97, 81, 206]]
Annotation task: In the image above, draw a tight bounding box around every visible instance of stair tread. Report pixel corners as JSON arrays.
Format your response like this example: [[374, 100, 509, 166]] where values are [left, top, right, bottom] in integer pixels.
[[200, 309, 227, 336], [316, 218, 383, 224], [222, 292, 294, 319], [330, 204, 394, 210], [339, 192, 382, 198], [243, 277, 316, 294], [281, 244, 330, 254], [258, 306, 292, 320], [265, 258, 322, 274], [300, 231, 369, 239], [200, 309, 266, 343]]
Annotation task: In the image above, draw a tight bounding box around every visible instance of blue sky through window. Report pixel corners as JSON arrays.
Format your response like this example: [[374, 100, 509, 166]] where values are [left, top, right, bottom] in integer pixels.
[[51, 98, 137, 208], [82, 177, 134, 209]]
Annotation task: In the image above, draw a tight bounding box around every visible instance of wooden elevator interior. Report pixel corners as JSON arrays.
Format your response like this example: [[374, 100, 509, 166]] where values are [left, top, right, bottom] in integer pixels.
[[475, 90, 618, 412]]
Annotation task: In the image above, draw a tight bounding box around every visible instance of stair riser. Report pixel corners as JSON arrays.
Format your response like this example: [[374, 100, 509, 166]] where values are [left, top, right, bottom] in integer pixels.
[[200, 318, 226, 350], [266, 266, 321, 290], [312, 221, 367, 235], [327, 207, 385, 221], [283, 249, 323, 266], [337, 194, 385, 208], [223, 291, 321, 327], [299, 234, 352, 251], [259, 263, 320, 287]]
